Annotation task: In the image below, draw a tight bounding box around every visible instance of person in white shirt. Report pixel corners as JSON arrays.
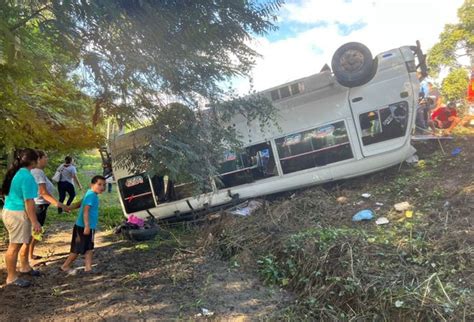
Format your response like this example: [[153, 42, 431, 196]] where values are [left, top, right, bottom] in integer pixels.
[[56, 156, 82, 214], [30, 151, 70, 260]]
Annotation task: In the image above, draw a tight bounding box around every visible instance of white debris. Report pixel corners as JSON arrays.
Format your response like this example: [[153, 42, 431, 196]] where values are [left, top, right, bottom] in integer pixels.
[[200, 308, 214, 316], [394, 201, 411, 212], [405, 154, 419, 164], [361, 193, 371, 198], [375, 217, 389, 225], [229, 200, 263, 216]]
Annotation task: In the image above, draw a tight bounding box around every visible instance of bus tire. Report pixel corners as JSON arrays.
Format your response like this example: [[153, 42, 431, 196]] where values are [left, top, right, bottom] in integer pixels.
[[123, 227, 159, 241], [331, 42, 374, 88]]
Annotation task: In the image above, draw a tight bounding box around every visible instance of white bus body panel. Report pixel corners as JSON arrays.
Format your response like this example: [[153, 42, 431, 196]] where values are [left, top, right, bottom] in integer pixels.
[[128, 142, 415, 220], [111, 46, 419, 220]]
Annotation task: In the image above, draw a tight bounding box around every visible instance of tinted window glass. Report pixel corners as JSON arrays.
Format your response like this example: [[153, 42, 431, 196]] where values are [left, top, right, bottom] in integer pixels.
[[275, 121, 353, 174], [151, 176, 212, 203], [270, 90, 280, 101], [279, 86, 291, 99], [359, 101, 409, 145], [218, 142, 277, 188], [291, 83, 300, 95], [118, 174, 156, 214]]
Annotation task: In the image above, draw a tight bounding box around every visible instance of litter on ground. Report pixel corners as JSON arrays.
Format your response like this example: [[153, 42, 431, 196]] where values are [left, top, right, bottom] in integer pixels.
[[228, 200, 264, 216], [394, 201, 411, 212], [451, 147, 462, 156], [405, 154, 419, 164], [375, 217, 390, 225], [196, 308, 215, 317], [336, 196, 349, 204], [352, 209, 374, 221]]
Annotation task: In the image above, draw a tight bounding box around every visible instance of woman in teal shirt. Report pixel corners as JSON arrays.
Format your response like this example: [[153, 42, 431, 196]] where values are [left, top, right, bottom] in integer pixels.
[[1, 148, 41, 287]]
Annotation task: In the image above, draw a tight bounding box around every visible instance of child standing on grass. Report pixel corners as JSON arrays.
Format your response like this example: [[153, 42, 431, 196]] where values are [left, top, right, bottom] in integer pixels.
[[61, 175, 106, 273]]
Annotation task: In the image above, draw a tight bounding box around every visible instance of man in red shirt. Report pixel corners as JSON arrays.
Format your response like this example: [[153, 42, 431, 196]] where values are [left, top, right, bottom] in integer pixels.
[[429, 102, 460, 135]]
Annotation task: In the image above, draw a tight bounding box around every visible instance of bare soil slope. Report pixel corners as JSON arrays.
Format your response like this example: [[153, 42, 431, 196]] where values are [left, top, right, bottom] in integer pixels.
[[0, 221, 288, 320]]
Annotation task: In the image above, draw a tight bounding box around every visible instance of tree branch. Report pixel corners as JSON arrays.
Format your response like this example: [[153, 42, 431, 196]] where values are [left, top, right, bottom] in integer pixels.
[[9, 6, 52, 32]]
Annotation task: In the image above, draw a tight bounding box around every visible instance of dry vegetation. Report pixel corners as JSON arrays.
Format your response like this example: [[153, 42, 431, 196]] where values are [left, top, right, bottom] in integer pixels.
[[0, 135, 472, 321], [202, 135, 474, 320]]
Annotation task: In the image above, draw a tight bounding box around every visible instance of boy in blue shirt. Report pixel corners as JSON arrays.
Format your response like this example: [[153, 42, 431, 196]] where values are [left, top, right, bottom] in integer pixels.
[[61, 175, 106, 273]]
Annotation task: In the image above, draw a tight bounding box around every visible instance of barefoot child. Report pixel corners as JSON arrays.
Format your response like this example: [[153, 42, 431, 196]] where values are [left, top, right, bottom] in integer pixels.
[[61, 175, 106, 273]]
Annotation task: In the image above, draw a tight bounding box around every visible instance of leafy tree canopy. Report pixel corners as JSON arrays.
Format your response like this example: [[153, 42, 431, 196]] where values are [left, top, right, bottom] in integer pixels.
[[4, 0, 281, 120], [441, 68, 469, 102], [0, 1, 102, 155], [1, 0, 283, 189], [114, 93, 279, 191], [427, 0, 473, 75]]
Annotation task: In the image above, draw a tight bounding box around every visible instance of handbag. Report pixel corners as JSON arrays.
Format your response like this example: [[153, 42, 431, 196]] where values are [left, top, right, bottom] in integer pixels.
[[52, 165, 64, 183], [106, 175, 114, 184]]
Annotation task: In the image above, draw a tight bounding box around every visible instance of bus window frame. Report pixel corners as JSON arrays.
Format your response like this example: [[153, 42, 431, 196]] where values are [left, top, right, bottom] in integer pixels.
[[274, 119, 355, 175], [216, 140, 278, 189]]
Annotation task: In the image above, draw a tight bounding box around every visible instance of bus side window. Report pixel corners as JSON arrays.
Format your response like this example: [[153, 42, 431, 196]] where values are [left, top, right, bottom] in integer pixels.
[[217, 142, 277, 188], [360, 111, 382, 138], [118, 174, 156, 213], [151, 175, 178, 202], [275, 121, 353, 174], [360, 101, 409, 145]]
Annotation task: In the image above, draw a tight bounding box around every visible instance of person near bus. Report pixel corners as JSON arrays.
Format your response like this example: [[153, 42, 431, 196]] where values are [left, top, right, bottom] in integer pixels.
[[102, 159, 114, 193], [29, 150, 70, 260], [0, 148, 41, 287], [429, 102, 461, 135], [56, 156, 83, 214]]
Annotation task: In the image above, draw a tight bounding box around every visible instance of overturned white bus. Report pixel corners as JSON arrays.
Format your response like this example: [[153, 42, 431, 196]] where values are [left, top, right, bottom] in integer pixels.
[[111, 42, 427, 220]]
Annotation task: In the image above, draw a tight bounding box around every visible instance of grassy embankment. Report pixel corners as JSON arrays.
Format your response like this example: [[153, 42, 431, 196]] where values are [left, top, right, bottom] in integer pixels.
[[204, 133, 474, 320]]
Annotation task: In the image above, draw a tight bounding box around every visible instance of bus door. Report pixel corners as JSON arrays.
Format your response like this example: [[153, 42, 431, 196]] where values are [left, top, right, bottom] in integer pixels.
[[348, 48, 416, 157]]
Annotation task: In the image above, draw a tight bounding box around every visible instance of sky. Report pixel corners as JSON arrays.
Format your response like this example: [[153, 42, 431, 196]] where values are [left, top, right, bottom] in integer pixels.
[[235, 0, 465, 93]]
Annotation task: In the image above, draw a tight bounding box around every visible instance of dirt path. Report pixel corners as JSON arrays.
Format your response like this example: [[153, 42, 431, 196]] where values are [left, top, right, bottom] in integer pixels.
[[0, 222, 287, 320]]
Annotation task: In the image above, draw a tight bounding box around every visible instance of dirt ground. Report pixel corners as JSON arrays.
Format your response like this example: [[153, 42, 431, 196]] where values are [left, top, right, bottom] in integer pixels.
[[0, 221, 288, 320], [0, 133, 473, 321]]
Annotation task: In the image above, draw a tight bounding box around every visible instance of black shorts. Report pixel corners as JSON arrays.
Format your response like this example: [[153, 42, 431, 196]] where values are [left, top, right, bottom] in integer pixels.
[[35, 204, 50, 226], [70, 225, 95, 255]]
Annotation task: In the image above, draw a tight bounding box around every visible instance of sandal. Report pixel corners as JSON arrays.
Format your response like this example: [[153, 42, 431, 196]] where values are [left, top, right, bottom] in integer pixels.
[[7, 278, 31, 288], [19, 269, 41, 277]]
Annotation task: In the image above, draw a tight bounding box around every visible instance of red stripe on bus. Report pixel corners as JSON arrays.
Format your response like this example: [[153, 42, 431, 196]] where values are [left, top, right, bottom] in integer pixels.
[[124, 191, 153, 203]]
